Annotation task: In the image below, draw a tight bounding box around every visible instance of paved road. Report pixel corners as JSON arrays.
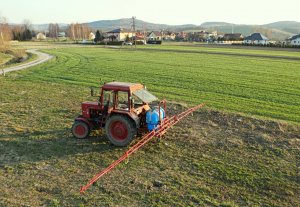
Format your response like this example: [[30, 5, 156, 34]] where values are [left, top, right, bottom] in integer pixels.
[[0, 49, 53, 75]]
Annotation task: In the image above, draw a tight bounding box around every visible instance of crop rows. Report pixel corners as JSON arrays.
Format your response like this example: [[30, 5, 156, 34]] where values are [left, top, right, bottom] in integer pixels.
[[16, 47, 300, 123]]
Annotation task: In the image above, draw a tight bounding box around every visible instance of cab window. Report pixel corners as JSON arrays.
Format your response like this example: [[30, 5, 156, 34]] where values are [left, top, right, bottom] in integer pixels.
[[103, 90, 113, 108], [116, 91, 129, 110]]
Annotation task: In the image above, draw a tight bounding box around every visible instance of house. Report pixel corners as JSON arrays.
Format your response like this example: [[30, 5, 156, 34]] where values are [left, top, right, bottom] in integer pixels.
[[106, 28, 135, 42], [219, 33, 244, 44], [197, 31, 210, 41], [36, 32, 46, 40], [134, 32, 147, 44], [209, 31, 218, 37], [58, 32, 66, 38], [89, 32, 95, 40], [223, 33, 243, 41], [244, 33, 269, 45], [176, 32, 187, 41], [147, 31, 162, 41], [287, 34, 300, 46], [185, 31, 210, 42], [163, 31, 176, 40]]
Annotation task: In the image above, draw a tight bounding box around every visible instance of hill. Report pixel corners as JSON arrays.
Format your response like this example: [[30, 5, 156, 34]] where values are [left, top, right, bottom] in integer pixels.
[[201, 22, 296, 40], [30, 19, 300, 40], [200, 22, 234, 28], [87, 19, 299, 40], [264, 21, 300, 34], [32, 23, 68, 31], [87, 18, 199, 32]]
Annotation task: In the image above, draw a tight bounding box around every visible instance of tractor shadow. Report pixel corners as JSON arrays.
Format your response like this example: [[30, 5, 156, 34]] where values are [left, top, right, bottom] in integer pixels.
[[0, 128, 121, 167]]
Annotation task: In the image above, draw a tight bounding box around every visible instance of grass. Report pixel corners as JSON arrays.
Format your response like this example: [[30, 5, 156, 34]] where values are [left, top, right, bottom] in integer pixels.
[[13, 46, 300, 123], [0, 44, 299, 206], [0, 52, 12, 66], [141, 44, 300, 58], [0, 49, 38, 69]]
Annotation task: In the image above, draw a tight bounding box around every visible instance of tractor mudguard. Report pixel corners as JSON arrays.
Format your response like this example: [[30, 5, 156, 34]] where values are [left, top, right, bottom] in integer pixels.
[[128, 113, 140, 128], [75, 117, 93, 128], [109, 112, 140, 128]]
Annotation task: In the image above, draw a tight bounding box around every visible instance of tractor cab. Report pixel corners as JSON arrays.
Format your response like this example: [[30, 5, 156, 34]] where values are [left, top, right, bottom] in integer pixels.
[[99, 82, 157, 114], [72, 81, 164, 147]]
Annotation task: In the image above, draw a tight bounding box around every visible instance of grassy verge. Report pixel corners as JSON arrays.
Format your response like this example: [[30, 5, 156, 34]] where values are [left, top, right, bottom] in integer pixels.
[[0, 52, 13, 66], [0, 49, 38, 69]]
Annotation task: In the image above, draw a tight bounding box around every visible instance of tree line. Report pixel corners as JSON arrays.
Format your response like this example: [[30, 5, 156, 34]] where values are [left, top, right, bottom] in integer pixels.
[[0, 17, 11, 48], [0, 16, 96, 43]]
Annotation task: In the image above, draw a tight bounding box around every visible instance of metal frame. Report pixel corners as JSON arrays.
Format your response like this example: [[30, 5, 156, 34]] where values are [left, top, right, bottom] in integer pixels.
[[80, 103, 205, 193]]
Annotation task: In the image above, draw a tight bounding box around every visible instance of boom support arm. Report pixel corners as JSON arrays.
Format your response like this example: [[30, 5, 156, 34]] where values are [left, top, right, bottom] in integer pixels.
[[80, 103, 205, 193]]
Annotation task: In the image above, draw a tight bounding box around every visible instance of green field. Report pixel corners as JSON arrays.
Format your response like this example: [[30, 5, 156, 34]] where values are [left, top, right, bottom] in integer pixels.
[[142, 44, 300, 58], [14, 46, 300, 123], [0, 45, 299, 206]]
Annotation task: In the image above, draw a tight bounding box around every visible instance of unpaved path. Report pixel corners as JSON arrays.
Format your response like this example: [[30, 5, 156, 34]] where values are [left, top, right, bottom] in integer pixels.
[[0, 49, 53, 75]]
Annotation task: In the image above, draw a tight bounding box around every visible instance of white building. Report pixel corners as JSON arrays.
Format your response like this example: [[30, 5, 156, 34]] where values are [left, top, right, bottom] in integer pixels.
[[106, 28, 135, 42], [287, 34, 300, 46], [244, 33, 269, 45], [89, 32, 95, 40], [36, 33, 46, 40], [147, 31, 162, 41]]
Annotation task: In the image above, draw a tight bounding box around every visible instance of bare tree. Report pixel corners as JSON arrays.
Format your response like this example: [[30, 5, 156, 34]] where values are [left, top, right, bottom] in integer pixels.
[[22, 19, 32, 30], [67, 23, 75, 40], [23, 19, 33, 39], [67, 23, 91, 41], [0, 16, 12, 50], [82, 23, 90, 40], [48, 23, 59, 39]]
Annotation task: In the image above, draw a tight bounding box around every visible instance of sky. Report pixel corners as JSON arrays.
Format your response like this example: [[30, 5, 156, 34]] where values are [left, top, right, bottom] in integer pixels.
[[0, 0, 300, 25]]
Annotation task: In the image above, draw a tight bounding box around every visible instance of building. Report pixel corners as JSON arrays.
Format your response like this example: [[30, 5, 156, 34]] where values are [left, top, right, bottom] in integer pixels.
[[147, 31, 162, 41], [58, 32, 66, 38], [163, 31, 176, 40], [36, 32, 46, 40], [223, 33, 243, 41], [135, 32, 147, 44], [244, 33, 269, 45], [219, 33, 244, 44], [209, 31, 218, 37], [287, 34, 300, 46], [106, 28, 135, 42], [89, 32, 95, 40], [175, 32, 187, 41]]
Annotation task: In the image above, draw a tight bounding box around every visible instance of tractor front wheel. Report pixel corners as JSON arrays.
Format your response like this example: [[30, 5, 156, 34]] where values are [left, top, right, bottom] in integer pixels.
[[105, 115, 137, 147], [72, 121, 90, 139]]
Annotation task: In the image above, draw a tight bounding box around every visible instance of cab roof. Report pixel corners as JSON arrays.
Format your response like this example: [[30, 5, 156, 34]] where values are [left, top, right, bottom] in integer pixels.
[[102, 81, 144, 91]]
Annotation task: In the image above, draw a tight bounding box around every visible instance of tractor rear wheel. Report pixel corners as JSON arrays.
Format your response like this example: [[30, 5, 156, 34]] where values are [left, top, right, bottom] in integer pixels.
[[105, 115, 137, 147], [72, 121, 90, 139]]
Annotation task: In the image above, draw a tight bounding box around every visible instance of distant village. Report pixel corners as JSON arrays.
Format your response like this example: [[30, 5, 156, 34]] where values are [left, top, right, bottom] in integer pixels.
[[35, 27, 300, 47], [2, 20, 299, 47]]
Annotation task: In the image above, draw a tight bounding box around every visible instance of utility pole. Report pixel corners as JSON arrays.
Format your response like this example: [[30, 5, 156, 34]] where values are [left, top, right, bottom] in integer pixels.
[[132, 16, 136, 49]]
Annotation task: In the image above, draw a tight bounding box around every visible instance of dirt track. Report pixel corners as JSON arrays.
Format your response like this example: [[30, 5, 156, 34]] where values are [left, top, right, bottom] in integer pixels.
[[0, 49, 53, 75]]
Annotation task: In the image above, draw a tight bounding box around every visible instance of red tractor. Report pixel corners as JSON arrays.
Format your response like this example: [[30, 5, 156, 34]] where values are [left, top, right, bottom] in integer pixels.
[[72, 82, 165, 146]]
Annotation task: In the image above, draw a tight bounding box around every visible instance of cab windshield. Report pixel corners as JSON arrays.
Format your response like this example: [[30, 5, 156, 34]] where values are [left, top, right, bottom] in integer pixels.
[[133, 89, 157, 103]]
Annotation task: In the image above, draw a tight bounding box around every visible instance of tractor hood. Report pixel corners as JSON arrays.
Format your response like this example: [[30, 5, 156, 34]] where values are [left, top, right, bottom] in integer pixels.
[[133, 89, 157, 103]]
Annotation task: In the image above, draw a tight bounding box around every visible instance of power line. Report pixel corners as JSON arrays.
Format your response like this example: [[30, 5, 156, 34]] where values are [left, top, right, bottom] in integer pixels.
[[132, 16, 136, 49]]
